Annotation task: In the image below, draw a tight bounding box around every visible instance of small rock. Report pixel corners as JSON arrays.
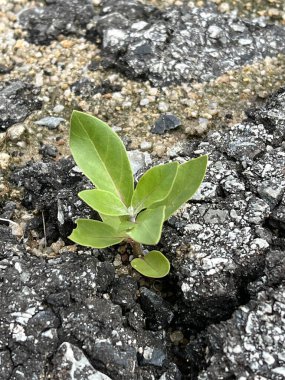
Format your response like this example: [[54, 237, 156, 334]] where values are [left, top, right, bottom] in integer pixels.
[[140, 141, 153, 151], [51, 342, 112, 380], [35, 117, 65, 130], [158, 102, 169, 112], [53, 105, 64, 113], [111, 126, 122, 134], [35, 72, 43, 87], [128, 150, 152, 174], [208, 25, 223, 39], [140, 287, 174, 330], [258, 181, 284, 208], [219, 2, 230, 12], [7, 124, 25, 141], [60, 40, 75, 49], [149, 88, 158, 96], [238, 38, 253, 45], [197, 118, 209, 133], [0, 153, 10, 170], [152, 114, 181, 134], [140, 98, 149, 106], [138, 346, 167, 367], [153, 144, 166, 157], [39, 144, 58, 158]]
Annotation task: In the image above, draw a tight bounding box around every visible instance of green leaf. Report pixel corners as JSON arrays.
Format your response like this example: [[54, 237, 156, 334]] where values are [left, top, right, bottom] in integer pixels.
[[131, 250, 170, 278], [127, 206, 165, 245], [99, 214, 131, 233], [70, 111, 134, 206], [154, 155, 208, 220], [131, 162, 178, 213], [69, 219, 125, 248], [79, 189, 129, 216], [99, 214, 120, 229], [117, 220, 135, 233]]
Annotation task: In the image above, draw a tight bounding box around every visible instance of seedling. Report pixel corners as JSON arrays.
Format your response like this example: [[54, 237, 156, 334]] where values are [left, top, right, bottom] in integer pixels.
[[69, 111, 207, 278]]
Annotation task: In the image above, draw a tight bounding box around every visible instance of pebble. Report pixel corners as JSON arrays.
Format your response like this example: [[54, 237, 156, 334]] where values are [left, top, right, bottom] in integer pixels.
[[39, 144, 58, 158], [158, 102, 169, 112], [11, 222, 24, 237], [197, 118, 209, 133], [0, 153, 10, 169], [128, 150, 152, 174], [149, 88, 158, 96], [208, 25, 223, 39], [34, 72, 43, 87], [60, 40, 75, 48], [7, 124, 25, 141], [239, 38, 253, 46], [219, 2, 230, 12], [153, 144, 166, 157], [53, 105, 64, 113], [34, 117, 65, 129], [113, 254, 122, 267], [152, 114, 182, 135], [140, 98, 149, 106], [140, 141, 153, 151], [112, 126, 122, 132]]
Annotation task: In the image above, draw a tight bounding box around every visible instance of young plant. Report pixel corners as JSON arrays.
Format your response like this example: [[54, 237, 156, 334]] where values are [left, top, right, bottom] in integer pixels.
[[68, 111, 207, 278]]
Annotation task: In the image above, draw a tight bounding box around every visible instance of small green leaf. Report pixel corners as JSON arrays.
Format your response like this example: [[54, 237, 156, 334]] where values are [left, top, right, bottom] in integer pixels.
[[70, 111, 134, 205], [154, 155, 208, 220], [69, 219, 125, 248], [131, 250, 170, 278], [79, 189, 129, 216], [127, 206, 165, 245], [131, 162, 178, 213]]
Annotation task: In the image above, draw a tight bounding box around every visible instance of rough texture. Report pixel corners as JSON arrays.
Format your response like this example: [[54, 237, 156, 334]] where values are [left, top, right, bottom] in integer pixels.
[[51, 342, 113, 379], [19, 0, 95, 45], [0, 237, 176, 379], [10, 158, 94, 244], [0, 81, 42, 130], [161, 88, 285, 329], [140, 287, 174, 330], [94, 0, 285, 85], [198, 283, 285, 380]]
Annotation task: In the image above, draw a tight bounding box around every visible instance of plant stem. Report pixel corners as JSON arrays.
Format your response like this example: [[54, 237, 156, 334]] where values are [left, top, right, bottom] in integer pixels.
[[129, 240, 143, 257]]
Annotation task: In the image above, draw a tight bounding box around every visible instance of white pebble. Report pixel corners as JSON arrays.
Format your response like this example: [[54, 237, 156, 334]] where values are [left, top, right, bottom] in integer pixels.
[[158, 102, 169, 112], [140, 141, 152, 151], [53, 104, 64, 113], [7, 124, 25, 141]]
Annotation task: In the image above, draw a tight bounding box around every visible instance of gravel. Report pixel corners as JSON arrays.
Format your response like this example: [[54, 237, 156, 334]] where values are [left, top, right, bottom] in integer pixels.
[[95, 0, 285, 85]]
